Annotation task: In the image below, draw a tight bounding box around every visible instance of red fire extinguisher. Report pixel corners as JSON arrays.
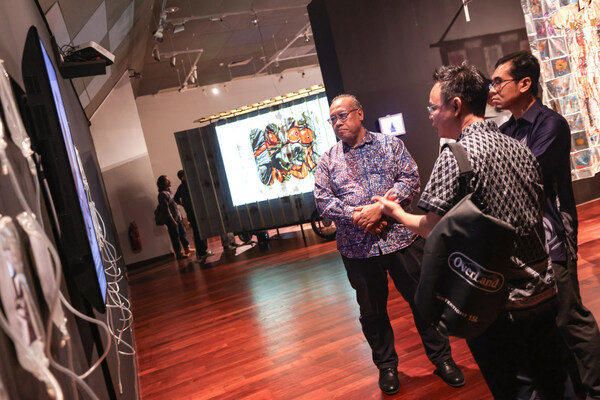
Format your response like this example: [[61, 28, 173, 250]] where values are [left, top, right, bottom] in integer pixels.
[[128, 221, 142, 252]]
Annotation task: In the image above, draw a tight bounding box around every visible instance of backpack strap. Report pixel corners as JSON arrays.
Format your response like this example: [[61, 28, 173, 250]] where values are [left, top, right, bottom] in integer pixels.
[[442, 142, 474, 198]]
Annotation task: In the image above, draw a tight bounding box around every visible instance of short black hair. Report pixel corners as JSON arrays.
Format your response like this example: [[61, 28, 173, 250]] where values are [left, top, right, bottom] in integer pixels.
[[432, 62, 489, 117], [177, 169, 185, 180], [494, 51, 540, 97], [157, 175, 168, 191]]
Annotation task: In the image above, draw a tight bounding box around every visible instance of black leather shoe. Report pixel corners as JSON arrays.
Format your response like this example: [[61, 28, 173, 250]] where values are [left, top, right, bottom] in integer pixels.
[[378, 367, 400, 395], [434, 360, 465, 388]]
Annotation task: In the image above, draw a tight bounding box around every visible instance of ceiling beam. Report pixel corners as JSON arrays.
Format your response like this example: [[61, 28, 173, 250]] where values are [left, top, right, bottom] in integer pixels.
[[165, 4, 308, 25], [256, 22, 312, 74]]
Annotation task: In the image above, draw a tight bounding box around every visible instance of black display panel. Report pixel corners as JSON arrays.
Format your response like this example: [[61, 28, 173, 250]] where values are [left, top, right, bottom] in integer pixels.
[[21, 27, 106, 312]]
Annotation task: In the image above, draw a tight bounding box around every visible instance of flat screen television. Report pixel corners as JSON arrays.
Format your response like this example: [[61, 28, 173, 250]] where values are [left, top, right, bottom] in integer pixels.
[[214, 93, 337, 207], [21, 27, 106, 312], [378, 113, 406, 136]]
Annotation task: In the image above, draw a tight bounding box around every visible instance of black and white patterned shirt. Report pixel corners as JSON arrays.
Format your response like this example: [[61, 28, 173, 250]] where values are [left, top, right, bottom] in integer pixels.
[[418, 121, 555, 310]]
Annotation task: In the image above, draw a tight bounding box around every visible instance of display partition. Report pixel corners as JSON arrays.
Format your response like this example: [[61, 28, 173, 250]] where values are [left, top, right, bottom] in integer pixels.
[[175, 91, 338, 241]]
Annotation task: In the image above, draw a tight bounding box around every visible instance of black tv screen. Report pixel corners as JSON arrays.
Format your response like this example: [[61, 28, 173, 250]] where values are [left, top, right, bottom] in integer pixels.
[[21, 27, 106, 311]]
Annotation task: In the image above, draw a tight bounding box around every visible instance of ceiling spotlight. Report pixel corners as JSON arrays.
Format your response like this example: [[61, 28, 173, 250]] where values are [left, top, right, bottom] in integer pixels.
[[170, 55, 177, 67], [303, 32, 310, 43], [165, 6, 179, 14], [152, 46, 160, 62], [128, 69, 141, 79], [153, 24, 164, 42], [251, 15, 258, 25], [173, 23, 185, 34], [212, 87, 219, 95]]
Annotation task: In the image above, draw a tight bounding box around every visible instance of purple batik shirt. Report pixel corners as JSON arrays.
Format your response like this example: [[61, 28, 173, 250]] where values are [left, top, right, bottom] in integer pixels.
[[314, 130, 419, 259]]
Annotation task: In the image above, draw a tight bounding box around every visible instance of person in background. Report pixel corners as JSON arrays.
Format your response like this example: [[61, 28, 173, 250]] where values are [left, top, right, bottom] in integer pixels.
[[174, 170, 213, 261], [221, 232, 241, 251], [372, 62, 574, 399], [157, 174, 192, 260], [490, 50, 600, 399], [314, 94, 464, 395]]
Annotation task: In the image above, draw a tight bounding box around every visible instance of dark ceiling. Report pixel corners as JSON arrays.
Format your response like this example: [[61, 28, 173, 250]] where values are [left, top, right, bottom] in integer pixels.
[[135, 0, 318, 96]]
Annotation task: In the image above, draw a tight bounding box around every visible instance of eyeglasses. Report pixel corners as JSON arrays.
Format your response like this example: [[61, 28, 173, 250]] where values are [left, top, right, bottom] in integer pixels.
[[328, 108, 358, 125], [489, 78, 518, 91], [427, 104, 440, 115]]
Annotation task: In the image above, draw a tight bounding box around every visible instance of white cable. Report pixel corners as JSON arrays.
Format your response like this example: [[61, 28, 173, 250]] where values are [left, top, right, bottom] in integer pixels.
[[19, 211, 113, 382], [0, 215, 63, 400], [58, 291, 111, 380], [0, 59, 133, 397], [0, 60, 43, 223], [0, 69, 107, 398], [75, 146, 135, 394], [3, 216, 104, 400], [0, 60, 35, 174]]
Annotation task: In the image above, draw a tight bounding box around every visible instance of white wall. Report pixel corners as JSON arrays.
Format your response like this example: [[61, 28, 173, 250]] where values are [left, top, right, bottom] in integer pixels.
[[90, 72, 171, 264], [90, 66, 323, 264], [136, 66, 324, 189]]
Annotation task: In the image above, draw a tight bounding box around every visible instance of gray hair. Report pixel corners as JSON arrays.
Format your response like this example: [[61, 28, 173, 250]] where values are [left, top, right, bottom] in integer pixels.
[[331, 94, 363, 110]]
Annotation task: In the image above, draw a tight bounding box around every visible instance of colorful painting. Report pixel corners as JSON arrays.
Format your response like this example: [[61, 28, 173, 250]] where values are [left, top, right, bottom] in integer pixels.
[[215, 94, 337, 207], [521, 0, 600, 180], [250, 112, 320, 187]]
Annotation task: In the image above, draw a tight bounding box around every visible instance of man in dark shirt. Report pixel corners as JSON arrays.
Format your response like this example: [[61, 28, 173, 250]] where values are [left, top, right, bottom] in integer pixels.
[[314, 94, 463, 395], [372, 63, 574, 399], [490, 51, 600, 399], [174, 170, 213, 261]]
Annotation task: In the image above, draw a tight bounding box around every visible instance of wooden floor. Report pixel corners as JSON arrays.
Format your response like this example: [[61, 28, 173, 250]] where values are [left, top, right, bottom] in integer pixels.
[[128, 201, 600, 400]]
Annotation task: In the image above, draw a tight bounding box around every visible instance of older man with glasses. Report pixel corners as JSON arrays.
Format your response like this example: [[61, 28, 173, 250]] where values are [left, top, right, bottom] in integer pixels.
[[314, 94, 464, 395]]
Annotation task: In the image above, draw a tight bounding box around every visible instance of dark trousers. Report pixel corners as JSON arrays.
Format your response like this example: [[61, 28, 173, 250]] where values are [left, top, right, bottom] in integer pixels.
[[341, 237, 452, 369], [554, 257, 600, 396], [167, 220, 190, 256], [466, 301, 575, 400], [188, 214, 208, 255]]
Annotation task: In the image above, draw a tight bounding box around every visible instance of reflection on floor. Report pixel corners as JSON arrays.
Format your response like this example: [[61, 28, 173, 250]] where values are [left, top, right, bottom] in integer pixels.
[[128, 206, 600, 399]]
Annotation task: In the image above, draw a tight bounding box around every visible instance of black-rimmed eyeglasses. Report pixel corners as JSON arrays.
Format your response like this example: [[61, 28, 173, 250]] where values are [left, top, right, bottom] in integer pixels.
[[328, 108, 358, 125]]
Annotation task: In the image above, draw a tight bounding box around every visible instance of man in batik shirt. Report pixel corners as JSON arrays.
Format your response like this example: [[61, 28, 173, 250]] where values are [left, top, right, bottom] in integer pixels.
[[314, 94, 463, 395]]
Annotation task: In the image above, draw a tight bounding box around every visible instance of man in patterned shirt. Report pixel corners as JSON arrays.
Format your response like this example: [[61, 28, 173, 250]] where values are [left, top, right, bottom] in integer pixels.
[[372, 64, 575, 399], [491, 51, 600, 399], [314, 94, 463, 395]]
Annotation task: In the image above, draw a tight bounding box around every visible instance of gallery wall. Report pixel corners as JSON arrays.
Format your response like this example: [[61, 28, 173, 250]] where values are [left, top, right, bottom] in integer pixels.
[[90, 71, 172, 265]]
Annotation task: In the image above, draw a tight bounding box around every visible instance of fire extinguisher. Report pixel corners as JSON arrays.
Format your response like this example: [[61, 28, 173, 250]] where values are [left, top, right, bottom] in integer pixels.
[[128, 221, 142, 252]]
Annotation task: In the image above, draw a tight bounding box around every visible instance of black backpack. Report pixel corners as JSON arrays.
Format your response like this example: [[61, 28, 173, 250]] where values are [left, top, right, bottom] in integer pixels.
[[154, 203, 169, 226], [415, 142, 515, 339]]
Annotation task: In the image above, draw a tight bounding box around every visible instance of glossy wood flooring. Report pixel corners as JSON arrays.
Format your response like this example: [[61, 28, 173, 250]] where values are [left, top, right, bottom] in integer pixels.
[[129, 201, 600, 400]]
